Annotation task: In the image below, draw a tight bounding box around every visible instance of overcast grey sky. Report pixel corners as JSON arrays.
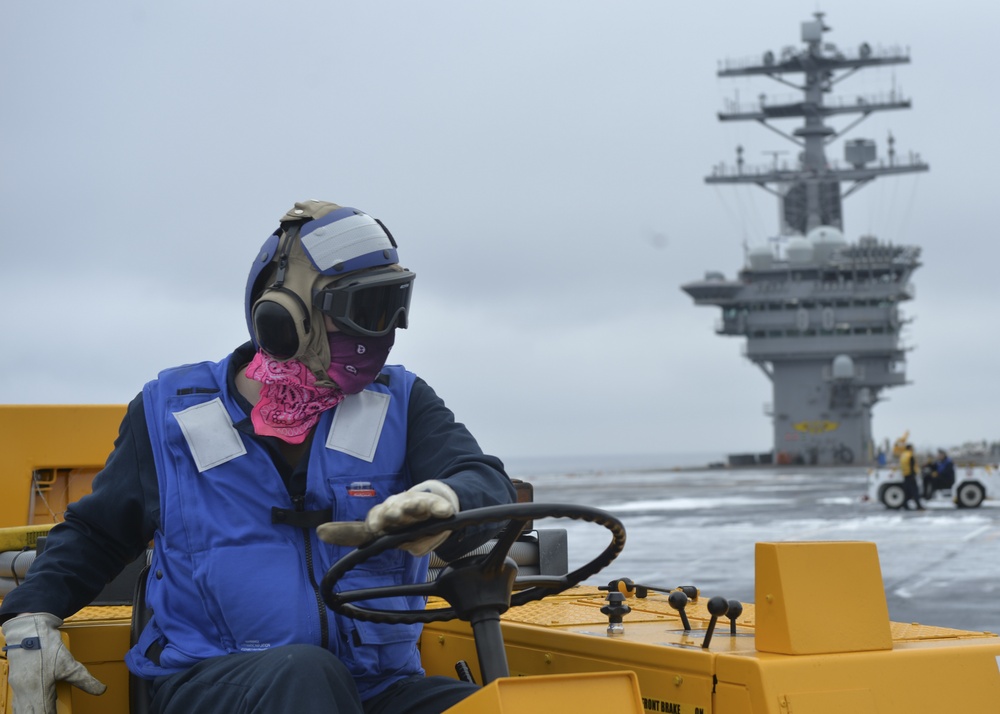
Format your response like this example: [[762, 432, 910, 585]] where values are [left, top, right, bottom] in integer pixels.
[[2, 1, 997, 463]]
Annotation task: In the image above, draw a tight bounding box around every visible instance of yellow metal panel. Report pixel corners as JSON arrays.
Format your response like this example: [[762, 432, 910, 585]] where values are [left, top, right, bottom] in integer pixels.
[[0, 405, 125, 528], [715, 682, 752, 712], [755, 542, 891, 654], [61, 617, 132, 714], [1, 659, 7, 714], [782, 688, 875, 713], [28, 469, 101, 525], [425, 585, 1000, 713], [442, 672, 645, 714], [715, 638, 1000, 712], [422, 618, 717, 713]]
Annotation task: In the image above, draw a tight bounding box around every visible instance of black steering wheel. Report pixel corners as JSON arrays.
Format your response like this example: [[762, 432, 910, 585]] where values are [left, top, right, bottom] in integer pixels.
[[320, 502, 625, 624], [319, 502, 625, 684]]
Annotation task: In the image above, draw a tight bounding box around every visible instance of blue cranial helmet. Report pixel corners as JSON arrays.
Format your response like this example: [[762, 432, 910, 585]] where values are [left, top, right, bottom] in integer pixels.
[[244, 201, 412, 361]]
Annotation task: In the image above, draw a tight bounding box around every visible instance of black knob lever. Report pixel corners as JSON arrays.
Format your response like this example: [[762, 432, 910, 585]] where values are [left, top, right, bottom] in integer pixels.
[[667, 590, 692, 631], [677, 585, 698, 602], [726, 599, 743, 635], [701, 596, 729, 649]]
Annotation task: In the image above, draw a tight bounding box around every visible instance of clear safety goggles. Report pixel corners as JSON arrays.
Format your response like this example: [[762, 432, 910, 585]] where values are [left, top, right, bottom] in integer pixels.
[[312, 268, 414, 337]]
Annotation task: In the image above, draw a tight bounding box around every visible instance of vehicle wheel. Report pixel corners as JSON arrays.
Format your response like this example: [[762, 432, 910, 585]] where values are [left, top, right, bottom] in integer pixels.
[[955, 482, 985, 509], [834, 445, 854, 464], [880, 483, 906, 509]]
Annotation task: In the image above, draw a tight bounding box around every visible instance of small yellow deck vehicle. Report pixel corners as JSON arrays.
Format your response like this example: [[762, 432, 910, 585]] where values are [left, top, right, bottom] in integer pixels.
[[3, 405, 1000, 713]]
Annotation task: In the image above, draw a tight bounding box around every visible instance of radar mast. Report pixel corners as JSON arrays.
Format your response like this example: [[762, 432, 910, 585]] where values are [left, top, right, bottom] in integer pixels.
[[684, 14, 927, 467]]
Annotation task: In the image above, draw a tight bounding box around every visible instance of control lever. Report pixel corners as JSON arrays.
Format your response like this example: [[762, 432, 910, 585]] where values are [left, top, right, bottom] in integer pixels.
[[455, 660, 476, 684], [700, 596, 729, 648], [600, 591, 632, 635], [677, 585, 698, 602], [667, 590, 692, 631], [598, 579, 696, 600], [726, 599, 743, 635], [599, 577, 648, 598]]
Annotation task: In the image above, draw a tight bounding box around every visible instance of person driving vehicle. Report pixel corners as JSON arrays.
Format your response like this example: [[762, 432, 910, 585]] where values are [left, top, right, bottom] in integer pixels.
[[0, 199, 515, 714]]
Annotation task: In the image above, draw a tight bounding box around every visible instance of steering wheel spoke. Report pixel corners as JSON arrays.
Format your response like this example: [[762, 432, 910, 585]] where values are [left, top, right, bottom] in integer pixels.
[[512, 574, 572, 590], [333, 580, 440, 605], [480, 518, 529, 573]]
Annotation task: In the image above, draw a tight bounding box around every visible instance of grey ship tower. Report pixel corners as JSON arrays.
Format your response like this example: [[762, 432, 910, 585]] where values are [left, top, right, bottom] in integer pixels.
[[682, 14, 928, 467]]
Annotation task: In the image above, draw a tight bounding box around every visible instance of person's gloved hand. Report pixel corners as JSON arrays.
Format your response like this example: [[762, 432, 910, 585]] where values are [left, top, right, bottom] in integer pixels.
[[317, 479, 459, 556], [1, 612, 107, 714]]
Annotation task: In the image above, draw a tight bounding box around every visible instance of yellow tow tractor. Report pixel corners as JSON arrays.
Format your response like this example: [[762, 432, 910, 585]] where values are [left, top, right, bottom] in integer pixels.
[[3, 404, 1000, 713]]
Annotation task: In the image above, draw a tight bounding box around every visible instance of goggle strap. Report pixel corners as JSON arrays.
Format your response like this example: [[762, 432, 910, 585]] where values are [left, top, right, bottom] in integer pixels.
[[375, 218, 397, 248], [271, 226, 301, 287]]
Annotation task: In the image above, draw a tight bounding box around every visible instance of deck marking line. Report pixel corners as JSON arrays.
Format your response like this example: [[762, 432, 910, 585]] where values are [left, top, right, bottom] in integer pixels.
[[961, 525, 992, 543]]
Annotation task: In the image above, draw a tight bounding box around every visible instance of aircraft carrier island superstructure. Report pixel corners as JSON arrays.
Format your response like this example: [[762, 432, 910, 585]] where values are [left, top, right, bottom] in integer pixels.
[[683, 14, 928, 467]]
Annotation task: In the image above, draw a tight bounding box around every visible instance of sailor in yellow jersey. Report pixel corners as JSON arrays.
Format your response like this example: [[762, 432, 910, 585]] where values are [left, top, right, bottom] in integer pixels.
[[899, 443, 925, 511]]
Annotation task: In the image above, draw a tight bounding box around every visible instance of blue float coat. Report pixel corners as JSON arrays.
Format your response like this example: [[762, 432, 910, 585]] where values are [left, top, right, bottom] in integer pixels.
[[0, 343, 515, 701]]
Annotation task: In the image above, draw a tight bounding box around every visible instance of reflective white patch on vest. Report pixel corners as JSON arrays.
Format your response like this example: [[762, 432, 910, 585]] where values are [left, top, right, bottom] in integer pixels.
[[301, 213, 392, 271], [173, 398, 248, 472], [326, 390, 390, 462]]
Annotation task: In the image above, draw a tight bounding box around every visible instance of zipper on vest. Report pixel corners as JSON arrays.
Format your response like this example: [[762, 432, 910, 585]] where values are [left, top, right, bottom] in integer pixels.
[[293, 493, 330, 649]]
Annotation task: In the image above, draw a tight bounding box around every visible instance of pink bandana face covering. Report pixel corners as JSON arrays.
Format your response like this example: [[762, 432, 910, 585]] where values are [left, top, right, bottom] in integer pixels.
[[247, 332, 395, 443]]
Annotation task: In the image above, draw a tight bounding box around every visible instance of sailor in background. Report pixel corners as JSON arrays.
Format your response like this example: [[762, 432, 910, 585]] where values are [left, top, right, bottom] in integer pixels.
[[899, 443, 925, 511], [0, 200, 515, 714], [923, 449, 957, 499]]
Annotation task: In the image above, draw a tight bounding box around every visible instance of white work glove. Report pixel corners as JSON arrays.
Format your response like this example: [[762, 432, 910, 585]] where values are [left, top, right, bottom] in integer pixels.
[[1, 613, 107, 714], [317, 479, 459, 556]]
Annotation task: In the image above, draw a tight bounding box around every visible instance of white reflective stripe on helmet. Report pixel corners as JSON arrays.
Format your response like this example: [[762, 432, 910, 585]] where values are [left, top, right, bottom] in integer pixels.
[[301, 213, 393, 272]]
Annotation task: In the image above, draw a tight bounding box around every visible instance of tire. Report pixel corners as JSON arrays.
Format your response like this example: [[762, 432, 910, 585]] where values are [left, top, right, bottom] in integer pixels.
[[955, 482, 986, 509], [880, 483, 906, 509]]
